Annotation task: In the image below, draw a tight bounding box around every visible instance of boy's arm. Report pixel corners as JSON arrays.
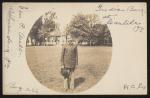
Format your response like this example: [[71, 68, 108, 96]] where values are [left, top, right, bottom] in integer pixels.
[[76, 46, 78, 66], [61, 45, 65, 66]]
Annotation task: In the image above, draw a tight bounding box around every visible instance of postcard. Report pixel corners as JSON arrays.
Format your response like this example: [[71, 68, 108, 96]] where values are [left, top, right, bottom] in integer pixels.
[[2, 2, 147, 95]]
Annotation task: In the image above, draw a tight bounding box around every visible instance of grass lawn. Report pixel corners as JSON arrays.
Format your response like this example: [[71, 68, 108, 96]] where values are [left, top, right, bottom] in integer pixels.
[[26, 46, 112, 93]]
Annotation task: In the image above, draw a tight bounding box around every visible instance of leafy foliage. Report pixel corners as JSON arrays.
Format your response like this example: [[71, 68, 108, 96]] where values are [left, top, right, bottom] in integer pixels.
[[28, 11, 58, 45], [66, 13, 112, 46]]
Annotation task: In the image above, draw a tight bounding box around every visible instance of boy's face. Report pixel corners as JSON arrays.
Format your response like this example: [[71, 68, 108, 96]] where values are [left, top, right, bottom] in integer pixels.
[[67, 40, 75, 45]]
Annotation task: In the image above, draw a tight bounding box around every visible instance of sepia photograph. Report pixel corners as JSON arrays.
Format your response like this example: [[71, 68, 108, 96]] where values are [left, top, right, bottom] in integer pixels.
[[26, 11, 112, 92], [2, 3, 147, 95]]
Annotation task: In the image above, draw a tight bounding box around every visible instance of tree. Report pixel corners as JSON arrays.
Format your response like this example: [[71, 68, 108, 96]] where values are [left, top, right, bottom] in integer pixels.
[[28, 11, 58, 46], [92, 24, 110, 45], [66, 13, 99, 46], [28, 16, 43, 45], [66, 13, 112, 46]]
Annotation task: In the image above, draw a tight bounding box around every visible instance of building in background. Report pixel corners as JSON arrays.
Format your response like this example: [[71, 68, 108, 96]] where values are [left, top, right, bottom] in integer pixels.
[[26, 31, 70, 46]]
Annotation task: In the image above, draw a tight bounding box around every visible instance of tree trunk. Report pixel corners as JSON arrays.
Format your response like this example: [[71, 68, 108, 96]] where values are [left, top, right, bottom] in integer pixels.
[[89, 33, 92, 46], [66, 35, 67, 43], [90, 40, 92, 46]]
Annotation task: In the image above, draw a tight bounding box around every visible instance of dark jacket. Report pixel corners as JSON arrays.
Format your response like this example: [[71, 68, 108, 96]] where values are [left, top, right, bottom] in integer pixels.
[[61, 44, 78, 69]]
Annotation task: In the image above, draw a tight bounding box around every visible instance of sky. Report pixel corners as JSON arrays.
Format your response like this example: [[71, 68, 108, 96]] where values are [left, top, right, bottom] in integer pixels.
[[29, 3, 102, 32]]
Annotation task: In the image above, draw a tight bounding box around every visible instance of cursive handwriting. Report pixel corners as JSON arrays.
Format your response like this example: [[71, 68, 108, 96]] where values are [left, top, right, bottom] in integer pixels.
[[123, 82, 146, 90], [9, 82, 39, 94], [3, 57, 11, 69], [106, 18, 144, 32], [4, 7, 15, 69], [98, 5, 145, 33], [96, 4, 145, 33], [132, 25, 144, 32], [6, 7, 15, 52], [127, 6, 144, 16], [18, 23, 25, 55], [18, 6, 28, 56], [96, 4, 144, 16], [18, 5, 28, 18], [19, 32, 25, 55], [102, 14, 117, 19], [106, 18, 141, 25]]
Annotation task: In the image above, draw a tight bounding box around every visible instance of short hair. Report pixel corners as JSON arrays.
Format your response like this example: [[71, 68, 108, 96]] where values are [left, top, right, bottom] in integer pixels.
[[67, 39, 74, 42]]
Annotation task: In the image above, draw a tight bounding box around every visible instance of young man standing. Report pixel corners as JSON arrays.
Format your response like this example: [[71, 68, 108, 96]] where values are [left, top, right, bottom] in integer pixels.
[[61, 39, 78, 91]]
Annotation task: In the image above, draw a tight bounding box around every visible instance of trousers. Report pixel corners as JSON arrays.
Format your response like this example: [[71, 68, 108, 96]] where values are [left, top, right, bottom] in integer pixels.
[[64, 70, 75, 90]]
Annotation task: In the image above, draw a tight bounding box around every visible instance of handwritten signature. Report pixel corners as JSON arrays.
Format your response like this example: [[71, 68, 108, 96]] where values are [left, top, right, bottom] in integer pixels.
[[123, 82, 146, 90], [18, 6, 28, 56]]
